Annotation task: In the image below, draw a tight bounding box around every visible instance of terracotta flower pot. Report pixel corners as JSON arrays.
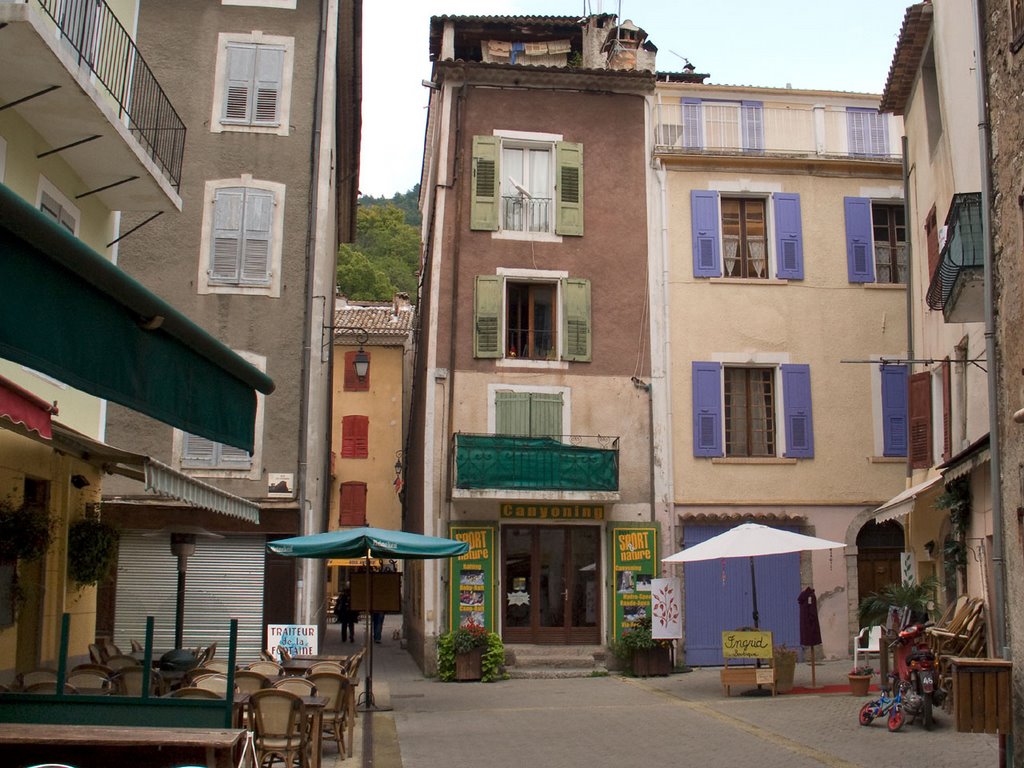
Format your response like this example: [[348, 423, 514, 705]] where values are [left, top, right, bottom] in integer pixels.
[[848, 674, 872, 697]]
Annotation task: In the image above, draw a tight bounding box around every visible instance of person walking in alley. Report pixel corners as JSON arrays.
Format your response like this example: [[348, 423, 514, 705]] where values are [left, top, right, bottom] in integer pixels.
[[334, 587, 358, 643]]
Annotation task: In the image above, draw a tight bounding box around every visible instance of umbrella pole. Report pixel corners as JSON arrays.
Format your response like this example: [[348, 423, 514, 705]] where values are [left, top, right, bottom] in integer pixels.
[[742, 556, 772, 697], [358, 550, 392, 712]]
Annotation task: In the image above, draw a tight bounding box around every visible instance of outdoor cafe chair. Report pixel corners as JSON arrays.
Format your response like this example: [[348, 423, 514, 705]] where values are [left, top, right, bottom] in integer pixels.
[[305, 661, 344, 676], [247, 660, 283, 676], [71, 662, 113, 676], [130, 638, 144, 652], [194, 673, 234, 697], [105, 654, 141, 671], [273, 676, 317, 697], [112, 666, 160, 696], [260, 649, 277, 662], [24, 681, 78, 694], [88, 643, 105, 665], [307, 672, 352, 756], [203, 659, 231, 674], [16, 668, 57, 690], [169, 686, 221, 699], [66, 670, 112, 694], [234, 670, 270, 695], [250, 688, 307, 768]]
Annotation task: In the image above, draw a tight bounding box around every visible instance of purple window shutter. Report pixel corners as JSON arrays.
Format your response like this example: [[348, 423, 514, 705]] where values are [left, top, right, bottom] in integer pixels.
[[881, 364, 909, 457], [692, 361, 723, 457], [781, 364, 814, 458], [691, 190, 720, 277], [844, 197, 875, 282], [773, 193, 804, 279], [682, 98, 702, 149], [741, 101, 764, 151]]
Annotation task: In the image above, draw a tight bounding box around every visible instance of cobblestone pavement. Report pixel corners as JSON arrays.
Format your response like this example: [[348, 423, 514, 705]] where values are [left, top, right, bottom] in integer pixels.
[[321, 619, 1002, 768]]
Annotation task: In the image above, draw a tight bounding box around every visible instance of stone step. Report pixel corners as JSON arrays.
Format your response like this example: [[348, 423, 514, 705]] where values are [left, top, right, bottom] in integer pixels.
[[504, 645, 609, 679]]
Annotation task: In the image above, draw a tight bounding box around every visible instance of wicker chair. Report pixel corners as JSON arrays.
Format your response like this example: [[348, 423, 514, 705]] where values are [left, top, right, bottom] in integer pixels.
[[273, 676, 316, 697], [111, 666, 160, 696], [250, 689, 307, 768], [169, 686, 222, 699], [193, 673, 234, 697], [105, 655, 141, 672], [66, 670, 112, 694], [305, 661, 344, 676], [247, 660, 283, 676], [307, 671, 353, 756]]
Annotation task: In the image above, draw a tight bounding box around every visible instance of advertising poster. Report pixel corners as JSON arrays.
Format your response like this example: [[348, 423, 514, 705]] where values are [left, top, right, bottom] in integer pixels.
[[650, 577, 682, 640], [449, 524, 495, 631], [611, 525, 658, 642], [267, 624, 318, 659]]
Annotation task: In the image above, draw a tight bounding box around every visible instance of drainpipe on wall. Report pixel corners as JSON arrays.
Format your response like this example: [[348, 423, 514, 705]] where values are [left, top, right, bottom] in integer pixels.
[[901, 134, 913, 487]]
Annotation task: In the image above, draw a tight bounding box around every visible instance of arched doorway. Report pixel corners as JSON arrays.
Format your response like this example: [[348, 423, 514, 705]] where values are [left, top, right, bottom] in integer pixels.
[[855, 520, 904, 626]]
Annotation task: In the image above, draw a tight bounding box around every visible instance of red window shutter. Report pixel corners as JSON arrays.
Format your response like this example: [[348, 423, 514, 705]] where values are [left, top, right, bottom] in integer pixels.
[[338, 481, 367, 526], [925, 206, 939, 281], [343, 350, 371, 391], [908, 371, 932, 469], [341, 415, 369, 458]]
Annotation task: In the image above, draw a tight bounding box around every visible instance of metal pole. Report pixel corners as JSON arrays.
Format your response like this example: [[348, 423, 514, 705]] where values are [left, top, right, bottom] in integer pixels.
[[175, 556, 187, 649]]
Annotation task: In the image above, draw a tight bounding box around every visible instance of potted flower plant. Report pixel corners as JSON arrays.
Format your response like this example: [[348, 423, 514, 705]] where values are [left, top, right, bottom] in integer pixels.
[[848, 664, 874, 696], [613, 616, 672, 677], [437, 622, 507, 682]]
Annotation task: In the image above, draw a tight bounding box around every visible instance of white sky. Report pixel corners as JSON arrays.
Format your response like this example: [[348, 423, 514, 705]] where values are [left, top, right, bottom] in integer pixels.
[[358, 0, 909, 197]]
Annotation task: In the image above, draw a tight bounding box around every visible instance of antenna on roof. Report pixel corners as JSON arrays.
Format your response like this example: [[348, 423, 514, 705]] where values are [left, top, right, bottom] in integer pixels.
[[669, 50, 693, 69]]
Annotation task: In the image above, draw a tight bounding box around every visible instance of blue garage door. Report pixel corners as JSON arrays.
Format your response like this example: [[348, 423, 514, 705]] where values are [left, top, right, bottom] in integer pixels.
[[682, 523, 801, 666]]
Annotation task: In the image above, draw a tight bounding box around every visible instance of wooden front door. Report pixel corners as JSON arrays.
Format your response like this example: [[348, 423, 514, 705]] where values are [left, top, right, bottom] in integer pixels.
[[502, 525, 600, 644]]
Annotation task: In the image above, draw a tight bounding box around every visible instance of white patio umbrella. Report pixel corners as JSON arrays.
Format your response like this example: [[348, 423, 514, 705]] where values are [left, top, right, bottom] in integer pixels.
[[662, 522, 845, 629]]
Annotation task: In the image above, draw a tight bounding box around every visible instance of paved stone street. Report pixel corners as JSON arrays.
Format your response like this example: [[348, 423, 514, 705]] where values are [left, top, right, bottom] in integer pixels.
[[321, 618, 1002, 768]]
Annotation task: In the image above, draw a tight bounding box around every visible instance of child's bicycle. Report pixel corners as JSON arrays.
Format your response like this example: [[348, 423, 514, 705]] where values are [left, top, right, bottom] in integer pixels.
[[858, 674, 910, 732]]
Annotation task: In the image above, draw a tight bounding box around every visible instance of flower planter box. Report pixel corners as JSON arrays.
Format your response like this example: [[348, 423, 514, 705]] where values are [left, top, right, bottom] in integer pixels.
[[631, 646, 671, 677], [454, 648, 483, 681]]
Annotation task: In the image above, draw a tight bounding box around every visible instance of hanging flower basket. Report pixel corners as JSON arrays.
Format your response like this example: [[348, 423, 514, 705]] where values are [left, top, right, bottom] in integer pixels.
[[0, 499, 53, 562], [67, 518, 119, 586]]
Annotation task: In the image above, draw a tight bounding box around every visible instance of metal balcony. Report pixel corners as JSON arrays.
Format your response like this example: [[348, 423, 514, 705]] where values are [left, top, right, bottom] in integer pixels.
[[0, 0, 185, 210], [926, 193, 984, 323], [453, 433, 619, 493]]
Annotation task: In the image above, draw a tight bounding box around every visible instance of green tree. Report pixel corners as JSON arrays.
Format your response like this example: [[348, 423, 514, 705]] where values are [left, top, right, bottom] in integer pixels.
[[336, 196, 420, 302]]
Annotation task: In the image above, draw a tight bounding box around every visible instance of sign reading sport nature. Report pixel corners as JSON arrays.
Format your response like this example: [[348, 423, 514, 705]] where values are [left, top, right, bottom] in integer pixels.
[[611, 525, 658, 642], [449, 525, 495, 631]]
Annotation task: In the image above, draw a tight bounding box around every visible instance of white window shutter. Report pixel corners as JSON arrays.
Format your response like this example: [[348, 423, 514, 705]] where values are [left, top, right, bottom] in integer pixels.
[[211, 188, 244, 282], [182, 434, 217, 466], [253, 46, 284, 125], [218, 443, 253, 468], [224, 44, 256, 122], [241, 189, 273, 284]]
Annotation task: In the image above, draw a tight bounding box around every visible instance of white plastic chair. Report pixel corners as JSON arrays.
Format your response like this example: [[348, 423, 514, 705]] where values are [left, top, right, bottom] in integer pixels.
[[853, 625, 882, 669]]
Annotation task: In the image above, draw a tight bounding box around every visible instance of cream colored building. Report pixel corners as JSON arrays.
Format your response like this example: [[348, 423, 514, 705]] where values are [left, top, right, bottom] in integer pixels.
[[650, 80, 909, 662], [879, 2, 992, 632]]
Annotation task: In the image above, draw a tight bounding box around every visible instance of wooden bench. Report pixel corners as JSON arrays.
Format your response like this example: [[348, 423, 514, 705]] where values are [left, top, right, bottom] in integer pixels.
[[0, 722, 245, 768]]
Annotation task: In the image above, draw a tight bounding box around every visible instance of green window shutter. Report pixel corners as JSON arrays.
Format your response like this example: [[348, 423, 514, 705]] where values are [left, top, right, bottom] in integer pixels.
[[253, 46, 284, 125], [240, 189, 273, 285], [496, 391, 531, 436], [211, 188, 244, 282], [555, 141, 584, 236], [474, 275, 502, 358], [530, 392, 563, 438], [470, 135, 499, 231], [561, 277, 591, 362], [224, 44, 256, 122]]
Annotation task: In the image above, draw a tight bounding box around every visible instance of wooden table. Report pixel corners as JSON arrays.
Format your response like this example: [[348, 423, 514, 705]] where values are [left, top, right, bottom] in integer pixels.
[[0, 722, 245, 768]]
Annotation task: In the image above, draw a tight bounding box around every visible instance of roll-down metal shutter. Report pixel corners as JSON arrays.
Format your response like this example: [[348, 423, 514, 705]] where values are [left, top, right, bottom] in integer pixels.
[[114, 530, 265, 660]]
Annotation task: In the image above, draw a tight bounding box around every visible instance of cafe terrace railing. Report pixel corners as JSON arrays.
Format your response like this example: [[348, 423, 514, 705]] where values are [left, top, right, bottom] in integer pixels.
[[453, 433, 619, 492], [31, 0, 186, 191], [0, 615, 236, 728]]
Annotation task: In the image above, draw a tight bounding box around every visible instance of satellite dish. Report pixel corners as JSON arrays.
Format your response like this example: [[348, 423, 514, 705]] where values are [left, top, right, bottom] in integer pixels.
[[508, 176, 532, 198]]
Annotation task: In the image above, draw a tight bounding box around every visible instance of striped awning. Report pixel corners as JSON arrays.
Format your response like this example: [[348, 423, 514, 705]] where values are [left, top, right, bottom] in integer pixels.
[[2, 419, 259, 522], [873, 475, 943, 523], [0, 374, 58, 439]]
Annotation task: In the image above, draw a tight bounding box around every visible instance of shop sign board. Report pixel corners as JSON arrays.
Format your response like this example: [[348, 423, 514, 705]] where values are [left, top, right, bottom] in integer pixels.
[[267, 624, 319, 658], [611, 525, 658, 642], [449, 524, 495, 631], [500, 503, 604, 520], [721, 629, 773, 659]]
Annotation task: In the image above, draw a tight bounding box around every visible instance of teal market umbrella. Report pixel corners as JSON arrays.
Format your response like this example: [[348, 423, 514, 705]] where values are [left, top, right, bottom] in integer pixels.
[[268, 527, 468, 709]]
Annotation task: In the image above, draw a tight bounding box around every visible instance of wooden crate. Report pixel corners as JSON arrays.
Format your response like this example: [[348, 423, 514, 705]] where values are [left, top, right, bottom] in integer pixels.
[[950, 657, 1012, 734]]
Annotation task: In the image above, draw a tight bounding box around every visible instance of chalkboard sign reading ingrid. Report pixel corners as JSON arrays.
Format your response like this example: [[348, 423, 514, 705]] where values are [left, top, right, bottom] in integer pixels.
[[721, 630, 773, 659]]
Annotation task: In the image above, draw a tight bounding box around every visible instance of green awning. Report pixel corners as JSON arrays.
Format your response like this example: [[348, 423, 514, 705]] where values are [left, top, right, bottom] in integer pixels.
[[0, 183, 274, 452]]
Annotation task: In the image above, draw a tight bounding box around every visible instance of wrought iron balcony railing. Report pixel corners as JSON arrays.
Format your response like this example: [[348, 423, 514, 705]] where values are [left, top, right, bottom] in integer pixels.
[[453, 433, 619, 492], [926, 192, 984, 312], [33, 0, 185, 190]]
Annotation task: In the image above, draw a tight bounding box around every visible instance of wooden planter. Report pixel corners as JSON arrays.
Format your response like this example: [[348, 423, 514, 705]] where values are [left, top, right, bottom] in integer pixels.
[[632, 646, 671, 677], [454, 648, 484, 681], [848, 674, 872, 697]]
